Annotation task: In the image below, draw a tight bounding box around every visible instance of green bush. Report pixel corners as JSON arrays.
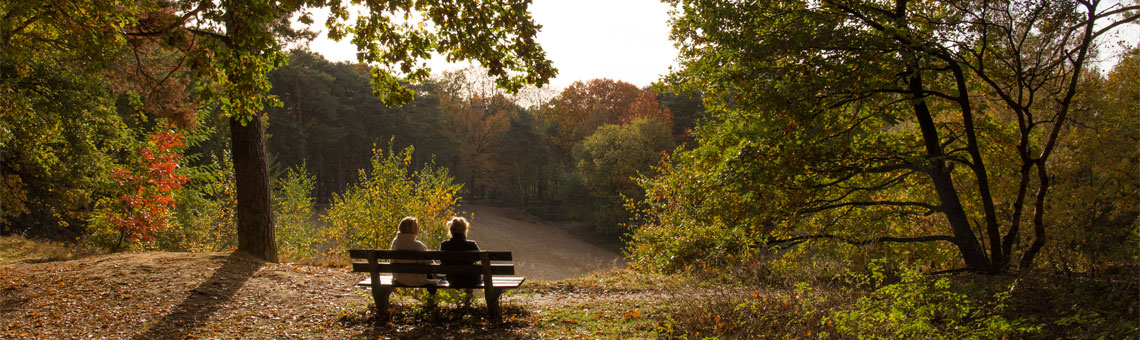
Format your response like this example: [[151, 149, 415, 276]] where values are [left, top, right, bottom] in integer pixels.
[[564, 119, 673, 235], [273, 163, 319, 261], [824, 262, 1040, 340], [164, 152, 237, 252], [322, 143, 462, 257]]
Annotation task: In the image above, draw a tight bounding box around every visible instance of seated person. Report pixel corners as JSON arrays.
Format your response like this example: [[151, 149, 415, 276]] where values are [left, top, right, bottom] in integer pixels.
[[439, 217, 482, 287], [389, 216, 441, 287]]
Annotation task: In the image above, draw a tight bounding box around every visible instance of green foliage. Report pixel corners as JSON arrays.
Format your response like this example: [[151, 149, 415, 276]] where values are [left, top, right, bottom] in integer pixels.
[[0, 0, 137, 236], [636, 0, 1139, 275], [624, 142, 759, 273], [825, 262, 1039, 340], [563, 119, 673, 234], [84, 121, 237, 253], [273, 164, 319, 261], [325, 0, 557, 104], [322, 143, 462, 256], [168, 152, 238, 252], [1040, 48, 1140, 271]]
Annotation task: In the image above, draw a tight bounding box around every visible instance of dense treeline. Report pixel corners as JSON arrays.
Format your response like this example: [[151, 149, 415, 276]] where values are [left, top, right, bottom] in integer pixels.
[[261, 50, 703, 232], [1, 39, 700, 244]]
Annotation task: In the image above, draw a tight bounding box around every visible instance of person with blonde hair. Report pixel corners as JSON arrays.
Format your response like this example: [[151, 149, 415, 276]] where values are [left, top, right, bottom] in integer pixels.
[[439, 216, 482, 287], [389, 216, 440, 287]]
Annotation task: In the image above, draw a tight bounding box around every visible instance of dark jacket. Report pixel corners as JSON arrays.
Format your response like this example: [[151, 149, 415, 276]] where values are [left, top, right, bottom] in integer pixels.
[[439, 236, 482, 287]]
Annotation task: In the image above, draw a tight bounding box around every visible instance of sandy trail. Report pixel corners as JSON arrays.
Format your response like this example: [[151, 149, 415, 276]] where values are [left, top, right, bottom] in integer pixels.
[[453, 204, 623, 281]]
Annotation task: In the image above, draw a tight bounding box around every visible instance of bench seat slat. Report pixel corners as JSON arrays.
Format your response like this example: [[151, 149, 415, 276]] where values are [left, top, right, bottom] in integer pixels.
[[349, 249, 512, 261], [352, 263, 515, 275], [358, 275, 526, 289]]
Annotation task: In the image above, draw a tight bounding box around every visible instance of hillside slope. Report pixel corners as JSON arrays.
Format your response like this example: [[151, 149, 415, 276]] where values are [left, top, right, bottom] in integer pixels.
[[455, 204, 623, 281]]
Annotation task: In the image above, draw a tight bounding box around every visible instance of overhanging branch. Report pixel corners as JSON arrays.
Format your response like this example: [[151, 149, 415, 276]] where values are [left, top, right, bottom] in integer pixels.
[[799, 200, 940, 215], [767, 233, 957, 248]]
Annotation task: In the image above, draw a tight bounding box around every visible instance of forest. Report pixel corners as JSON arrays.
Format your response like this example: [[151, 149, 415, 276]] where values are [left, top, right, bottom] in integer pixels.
[[2, 0, 1138, 338]]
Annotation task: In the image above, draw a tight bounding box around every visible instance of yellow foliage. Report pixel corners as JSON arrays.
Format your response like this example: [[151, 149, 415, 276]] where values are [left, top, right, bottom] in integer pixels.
[[321, 143, 462, 258]]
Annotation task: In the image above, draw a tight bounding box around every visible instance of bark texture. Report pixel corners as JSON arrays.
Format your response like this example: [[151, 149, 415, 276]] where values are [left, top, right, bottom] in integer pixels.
[[231, 115, 278, 262]]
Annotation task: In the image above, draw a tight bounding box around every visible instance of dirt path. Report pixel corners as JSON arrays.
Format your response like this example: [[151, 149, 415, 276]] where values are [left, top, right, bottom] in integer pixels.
[[454, 204, 623, 281]]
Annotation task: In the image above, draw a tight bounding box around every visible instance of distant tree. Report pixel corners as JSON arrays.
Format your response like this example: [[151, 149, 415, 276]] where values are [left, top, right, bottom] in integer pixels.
[[439, 92, 514, 198], [1042, 48, 1140, 272], [624, 90, 674, 129], [541, 79, 673, 161], [499, 110, 556, 206], [566, 119, 674, 234], [656, 90, 705, 146]]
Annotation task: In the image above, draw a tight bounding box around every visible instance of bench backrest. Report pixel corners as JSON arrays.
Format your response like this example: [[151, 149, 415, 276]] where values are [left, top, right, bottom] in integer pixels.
[[348, 249, 515, 276]]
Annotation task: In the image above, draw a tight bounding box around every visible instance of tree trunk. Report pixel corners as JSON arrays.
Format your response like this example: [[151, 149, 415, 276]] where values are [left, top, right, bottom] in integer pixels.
[[906, 65, 992, 273], [231, 115, 278, 262], [947, 62, 1003, 271], [1019, 161, 1050, 269]]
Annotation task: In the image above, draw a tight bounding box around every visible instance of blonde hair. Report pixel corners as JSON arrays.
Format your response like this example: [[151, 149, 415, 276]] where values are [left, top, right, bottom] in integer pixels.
[[398, 216, 419, 234], [446, 217, 469, 238]]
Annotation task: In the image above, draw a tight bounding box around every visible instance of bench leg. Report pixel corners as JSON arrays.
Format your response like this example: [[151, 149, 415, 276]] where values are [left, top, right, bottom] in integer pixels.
[[373, 286, 393, 316], [485, 288, 502, 319]]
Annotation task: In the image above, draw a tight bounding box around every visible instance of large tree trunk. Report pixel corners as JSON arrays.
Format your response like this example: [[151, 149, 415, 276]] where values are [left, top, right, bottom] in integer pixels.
[[231, 115, 278, 262]]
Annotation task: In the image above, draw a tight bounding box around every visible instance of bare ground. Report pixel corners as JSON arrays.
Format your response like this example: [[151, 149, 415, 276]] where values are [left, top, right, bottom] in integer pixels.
[[455, 204, 623, 281]]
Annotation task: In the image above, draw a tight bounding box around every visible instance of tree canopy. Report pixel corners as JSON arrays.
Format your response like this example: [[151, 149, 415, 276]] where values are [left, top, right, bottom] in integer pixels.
[[629, 0, 1139, 274]]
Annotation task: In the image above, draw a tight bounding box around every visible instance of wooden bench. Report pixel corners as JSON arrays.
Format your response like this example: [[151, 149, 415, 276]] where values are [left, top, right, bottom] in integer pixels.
[[348, 249, 525, 317]]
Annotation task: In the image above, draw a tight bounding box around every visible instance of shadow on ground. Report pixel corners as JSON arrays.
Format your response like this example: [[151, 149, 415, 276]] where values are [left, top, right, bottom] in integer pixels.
[[342, 300, 534, 339], [134, 252, 263, 340]]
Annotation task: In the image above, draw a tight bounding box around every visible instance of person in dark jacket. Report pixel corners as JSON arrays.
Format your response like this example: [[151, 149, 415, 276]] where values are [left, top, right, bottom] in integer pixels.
[[439, 216, 482, 288]]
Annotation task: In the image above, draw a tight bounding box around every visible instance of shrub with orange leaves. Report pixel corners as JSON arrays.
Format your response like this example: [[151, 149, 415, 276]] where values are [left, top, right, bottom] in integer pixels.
[[105, 127, 189, 247]]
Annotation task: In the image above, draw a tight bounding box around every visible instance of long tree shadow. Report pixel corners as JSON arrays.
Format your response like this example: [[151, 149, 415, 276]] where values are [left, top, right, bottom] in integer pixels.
[[134, 252, 263, 340]]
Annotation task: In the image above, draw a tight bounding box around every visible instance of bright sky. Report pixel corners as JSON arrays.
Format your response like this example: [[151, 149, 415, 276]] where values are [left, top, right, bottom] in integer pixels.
[[304, 0, 678, 91], [303, 2, 1137, 89]]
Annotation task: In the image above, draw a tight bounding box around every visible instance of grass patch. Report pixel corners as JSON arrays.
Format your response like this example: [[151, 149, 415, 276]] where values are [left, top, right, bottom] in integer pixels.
[[526, 268, 698, 294], [0, 235, 99, 264], [521, 266, 1138, 340]]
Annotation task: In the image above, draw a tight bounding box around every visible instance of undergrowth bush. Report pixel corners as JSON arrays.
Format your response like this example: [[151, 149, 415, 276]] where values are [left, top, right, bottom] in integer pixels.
[[824, 261, 1040, 339], [273, 164, 319, 261], [84, 121, 238, 253], [658, 261, 1048, 340], [322, 143, 462, 258], [653, 283, 826, 339], [165, 152, 237, 252]]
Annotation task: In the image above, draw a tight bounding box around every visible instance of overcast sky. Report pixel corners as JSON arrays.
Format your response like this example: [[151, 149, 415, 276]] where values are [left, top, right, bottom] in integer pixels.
[[303, 0, 678, 91]]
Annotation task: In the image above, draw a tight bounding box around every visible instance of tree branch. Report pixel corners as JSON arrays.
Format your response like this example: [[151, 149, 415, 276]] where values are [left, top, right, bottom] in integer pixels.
[[799, 200, 940, 215], [768, 233, 956, 248], [185, 28, 229, 43]]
